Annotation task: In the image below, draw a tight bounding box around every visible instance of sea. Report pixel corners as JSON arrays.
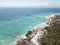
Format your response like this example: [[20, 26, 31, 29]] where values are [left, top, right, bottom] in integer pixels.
[[0, 8, 60, 45]]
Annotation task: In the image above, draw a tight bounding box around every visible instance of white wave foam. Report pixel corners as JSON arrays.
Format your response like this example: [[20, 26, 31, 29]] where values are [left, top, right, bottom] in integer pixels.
[[34, 14, 56, 19]]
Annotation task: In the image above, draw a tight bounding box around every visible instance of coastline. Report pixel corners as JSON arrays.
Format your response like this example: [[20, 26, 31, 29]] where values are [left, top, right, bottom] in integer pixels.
[[11, 14, 59, 45], [13, 21, 49, 45], [0, 7, 60, 45]]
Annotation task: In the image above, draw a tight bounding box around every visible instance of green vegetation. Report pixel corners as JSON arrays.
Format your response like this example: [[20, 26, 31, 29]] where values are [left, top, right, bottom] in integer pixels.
[[38, 15, 60, 45]]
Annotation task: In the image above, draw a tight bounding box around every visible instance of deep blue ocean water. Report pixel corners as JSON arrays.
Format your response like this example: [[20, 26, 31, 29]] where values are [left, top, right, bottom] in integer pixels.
[[0, 8, 60, 45]]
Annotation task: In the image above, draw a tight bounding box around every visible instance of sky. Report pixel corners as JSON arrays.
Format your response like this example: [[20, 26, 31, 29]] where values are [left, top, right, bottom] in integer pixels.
[[0, 0, 60, 8]]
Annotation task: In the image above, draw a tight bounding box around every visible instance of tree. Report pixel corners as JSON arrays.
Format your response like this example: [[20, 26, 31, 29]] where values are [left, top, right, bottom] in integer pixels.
[[39, 15, 60, 45]]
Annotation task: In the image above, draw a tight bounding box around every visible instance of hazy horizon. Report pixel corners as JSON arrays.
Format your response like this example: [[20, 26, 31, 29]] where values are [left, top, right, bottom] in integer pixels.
[[0, 0, 60, 8]]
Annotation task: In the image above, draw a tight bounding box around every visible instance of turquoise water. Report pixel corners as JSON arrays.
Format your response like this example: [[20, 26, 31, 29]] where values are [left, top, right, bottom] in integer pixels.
[[0, 8, 60, 45]]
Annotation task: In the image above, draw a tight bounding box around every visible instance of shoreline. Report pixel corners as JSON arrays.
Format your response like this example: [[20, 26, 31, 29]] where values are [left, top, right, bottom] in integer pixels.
[[13, 14, 56, 45], [13, 21, 49, 45]]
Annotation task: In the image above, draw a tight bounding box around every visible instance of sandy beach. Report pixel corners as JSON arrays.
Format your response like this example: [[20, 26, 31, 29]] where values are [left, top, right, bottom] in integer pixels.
[[13, 22, 49, 45], [31, 23, 48, 45]]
